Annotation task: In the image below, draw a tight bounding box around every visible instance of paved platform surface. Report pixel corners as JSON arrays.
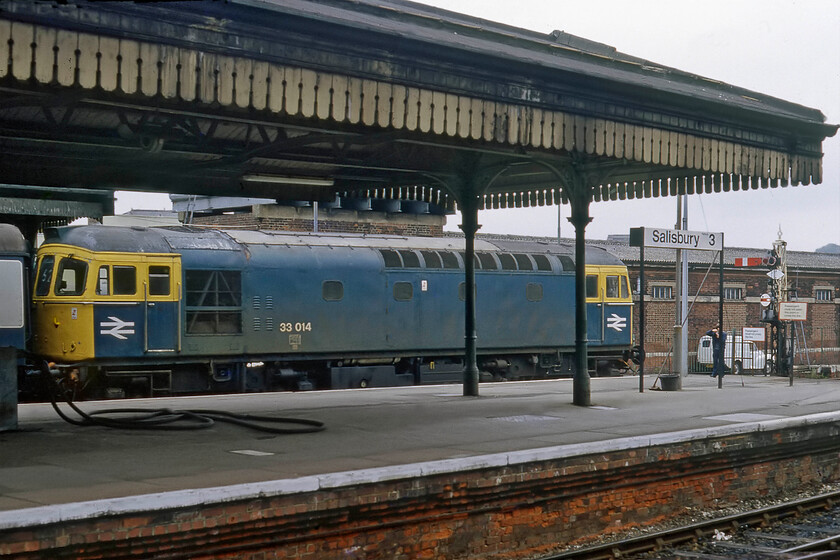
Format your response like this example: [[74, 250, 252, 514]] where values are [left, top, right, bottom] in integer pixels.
[[2, 373, 840, 516]]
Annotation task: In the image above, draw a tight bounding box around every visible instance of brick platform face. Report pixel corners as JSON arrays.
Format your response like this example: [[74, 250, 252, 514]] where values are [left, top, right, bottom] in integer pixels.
[[3, 420, 840, 559]]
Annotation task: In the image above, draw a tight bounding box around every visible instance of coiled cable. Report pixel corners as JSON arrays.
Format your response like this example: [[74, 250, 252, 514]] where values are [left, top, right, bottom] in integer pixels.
[[39, 360, 325, 434]]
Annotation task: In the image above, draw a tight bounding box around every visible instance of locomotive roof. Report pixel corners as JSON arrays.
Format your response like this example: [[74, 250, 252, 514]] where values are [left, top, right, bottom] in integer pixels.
[[0, 224, 28, 256], [42, 225, 623, 266]]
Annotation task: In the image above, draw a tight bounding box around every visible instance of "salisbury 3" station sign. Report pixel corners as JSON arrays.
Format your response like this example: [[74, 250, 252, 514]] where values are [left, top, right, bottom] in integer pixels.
[[629, 227, 723, 251]]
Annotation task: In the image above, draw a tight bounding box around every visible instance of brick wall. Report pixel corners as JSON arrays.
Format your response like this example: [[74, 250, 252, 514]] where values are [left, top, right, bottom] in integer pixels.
[[3, 417, 840, 559], [189, 204, 446, 237], [630, 263, 840, 368]]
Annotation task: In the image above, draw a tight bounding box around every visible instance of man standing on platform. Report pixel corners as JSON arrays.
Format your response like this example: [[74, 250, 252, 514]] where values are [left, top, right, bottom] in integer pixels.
[[706, 325, 726, 378]]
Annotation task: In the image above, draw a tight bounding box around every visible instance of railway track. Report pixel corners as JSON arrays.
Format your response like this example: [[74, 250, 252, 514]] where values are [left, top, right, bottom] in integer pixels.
[[544, 490, 840, 560]]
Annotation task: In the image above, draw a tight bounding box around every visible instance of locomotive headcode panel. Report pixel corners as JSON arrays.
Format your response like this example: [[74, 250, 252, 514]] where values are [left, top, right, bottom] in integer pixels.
[[29, 226, 634, 398]]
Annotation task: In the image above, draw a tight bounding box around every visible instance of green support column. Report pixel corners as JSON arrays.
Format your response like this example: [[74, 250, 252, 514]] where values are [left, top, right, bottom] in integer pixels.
[[567, 185, 592, 407], [459, 191, 481, 397]]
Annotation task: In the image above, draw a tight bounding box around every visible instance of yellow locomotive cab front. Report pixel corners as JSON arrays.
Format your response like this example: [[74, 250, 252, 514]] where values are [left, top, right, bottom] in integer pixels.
[[31, 244, 181, 364], [32, 247, 97, 362]]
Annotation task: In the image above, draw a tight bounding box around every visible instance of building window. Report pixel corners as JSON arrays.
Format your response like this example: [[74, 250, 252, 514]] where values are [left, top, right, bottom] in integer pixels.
[[724, 287, 743, 300], [651, 285, 673, 300], [815, 288, 834, 302]]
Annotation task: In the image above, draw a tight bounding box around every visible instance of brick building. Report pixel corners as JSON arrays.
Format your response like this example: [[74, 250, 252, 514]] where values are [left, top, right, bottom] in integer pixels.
[[587, 236, 840, 371]]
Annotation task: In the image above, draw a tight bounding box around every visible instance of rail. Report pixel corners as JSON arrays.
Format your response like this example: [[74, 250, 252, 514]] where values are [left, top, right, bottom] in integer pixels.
[[542, 490, 840, 560]]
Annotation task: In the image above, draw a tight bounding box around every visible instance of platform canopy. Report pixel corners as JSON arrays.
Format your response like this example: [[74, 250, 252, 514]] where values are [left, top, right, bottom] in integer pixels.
[[0, 0, 836, 404], [0, 0, 834, 202]]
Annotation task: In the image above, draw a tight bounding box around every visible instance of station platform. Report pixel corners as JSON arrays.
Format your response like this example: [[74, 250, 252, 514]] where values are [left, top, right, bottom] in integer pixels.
[[3, 373, 840, 515], [3, 373, 840, 558]]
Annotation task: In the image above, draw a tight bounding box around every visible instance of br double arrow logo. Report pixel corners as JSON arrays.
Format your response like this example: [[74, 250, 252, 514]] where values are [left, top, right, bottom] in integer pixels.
[[606, 313, 627, 332], [100, 316, 136, 340]]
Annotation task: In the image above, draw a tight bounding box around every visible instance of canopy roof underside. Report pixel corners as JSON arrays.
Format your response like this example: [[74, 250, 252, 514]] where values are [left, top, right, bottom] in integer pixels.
[[0, 0, 835, 212]]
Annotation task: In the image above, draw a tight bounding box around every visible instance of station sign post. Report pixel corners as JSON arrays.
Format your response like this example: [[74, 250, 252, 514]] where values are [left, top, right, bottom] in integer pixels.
[[630, 227, 725, 392]]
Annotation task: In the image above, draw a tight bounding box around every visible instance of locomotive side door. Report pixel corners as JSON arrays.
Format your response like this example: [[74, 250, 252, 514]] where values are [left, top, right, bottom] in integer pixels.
[[144, 256, 181, 353], [585, 272, 604, 345]]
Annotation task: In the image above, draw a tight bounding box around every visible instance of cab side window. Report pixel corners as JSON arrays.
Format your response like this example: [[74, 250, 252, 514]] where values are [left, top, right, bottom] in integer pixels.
[[113, 266, 136, 295], [586, 274, 599, 299], [606, 275, 620, 298], [149, 266, 170, 296], [96, 265, 137, 295], [96, 266, 110, 295]]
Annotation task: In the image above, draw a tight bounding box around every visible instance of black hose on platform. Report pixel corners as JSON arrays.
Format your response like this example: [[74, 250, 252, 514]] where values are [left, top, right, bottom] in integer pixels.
[[37, 360, 325, 434]]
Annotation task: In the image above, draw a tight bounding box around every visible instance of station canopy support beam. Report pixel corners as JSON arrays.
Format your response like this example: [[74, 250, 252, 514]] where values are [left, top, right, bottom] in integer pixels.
[[565, 173, 594, 407]]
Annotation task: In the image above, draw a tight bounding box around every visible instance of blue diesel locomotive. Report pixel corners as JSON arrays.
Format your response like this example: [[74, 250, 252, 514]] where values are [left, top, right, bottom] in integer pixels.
[[30, 225, 633, 398]]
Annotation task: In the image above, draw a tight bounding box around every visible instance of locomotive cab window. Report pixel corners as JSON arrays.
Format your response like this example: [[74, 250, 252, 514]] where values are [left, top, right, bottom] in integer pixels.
[[606, 276, 619, 298], [609, 275, 630, 299], [586, 274, 599, 299], [96, 265, 137, 296], [96, 266, 109, 295], [113, 266, 136, 295], [148, 266, 170, 296], [35, 255, 55, 296], [55, 257, 88, 296]]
